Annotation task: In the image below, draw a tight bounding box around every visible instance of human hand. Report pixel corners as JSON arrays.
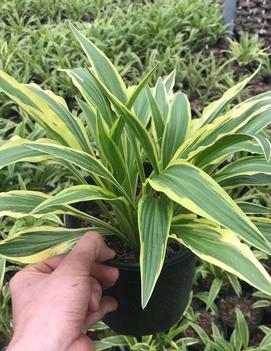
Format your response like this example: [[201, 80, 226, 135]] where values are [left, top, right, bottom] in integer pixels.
[[7, 232, 119, 351]]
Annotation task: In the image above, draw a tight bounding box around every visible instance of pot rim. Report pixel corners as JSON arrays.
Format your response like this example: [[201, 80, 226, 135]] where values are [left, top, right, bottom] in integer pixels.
[[105, 246, 194, 270], [65, 210, 195, 271]]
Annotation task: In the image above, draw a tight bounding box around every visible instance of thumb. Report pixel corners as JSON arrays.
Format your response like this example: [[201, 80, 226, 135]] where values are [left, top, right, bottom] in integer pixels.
[[66, 335, 95, 351], [58, 232, 115, 275]]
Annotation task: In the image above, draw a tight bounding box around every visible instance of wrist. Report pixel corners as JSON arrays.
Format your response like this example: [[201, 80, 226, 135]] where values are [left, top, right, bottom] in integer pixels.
[[7, 326, 65, 351], [7, 335, 42, 351]]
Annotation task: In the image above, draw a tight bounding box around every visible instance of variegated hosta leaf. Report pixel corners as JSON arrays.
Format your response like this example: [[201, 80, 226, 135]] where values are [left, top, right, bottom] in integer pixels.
[[0, 71, 90, 152], [237, 202, 271, 215], [90, 72, 160, 174], [109, 117, 140, 191], [77, 98, 97, 141], [154, 77, 169, 120], [0, 138, 52, 167], [163, 70, 176, 95], [131, 86, 150, 127], [138, 195, 173, 308], [0, 226, 102, 263], [200, 68, 260, 125], [66, 68, 114, 127], [94, 336, 128, 351], [214, 156, 271, 187], [127, 64, 158, 110], [161, 91, 191, 168], [251, 218, 271, 242], [0, 190, 122, 237], [110, 65, 158, 146], [252, 133, 271, 161], [231, 309, 249, 351], [70, 24, 127, 104], [149, 160, 271, 254], [237, 93, 271, 135], [31, 185, 124, 214], [0, 190, 49, 218], [0, 139, 130, 200], [0, 258, 6, 290], [191, 134, 263, 169], [177, 96, 271, 160], [171, 221, 271, 295], [96, 112, 129, 186], [146, 84, 165, 146]]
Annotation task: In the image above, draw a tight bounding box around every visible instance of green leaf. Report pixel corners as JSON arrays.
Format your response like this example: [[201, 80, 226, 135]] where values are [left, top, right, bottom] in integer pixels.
[[132, 86, 150, 126], [0, 190, 49, 218], [89, 71, 160, 174], [236, 308, 249, 350], [178, 97, 271, 160], [94, 336, 128, 351], [0, 226, 101, 263], [237, 106, 271, 135], [31, 185, 120, 214], [162, 92, 191, 168], [210, 337, 233, 351], [214, 156, 271, 187], [252, 218, 271, 242], [127, 64, 158, 110], [27, 84, 91, 152], [200, 68, 260, 125], [0, 71, 90, 151], [66, 68, 114, 127], [70, 24, 127, 103], [154, 77, 169, 120], [138, 194, 173, 308], [0, 258, 5, 290], [236, 202, 271, 215], [96, 112, 129, 187], [171, 221, 271, 295], [260, 330, 271, 348], [29, 186, 133, 241], [0, 139, 127, 195], [149, 160, 271, 254], [125, 66, 159, 133], [206, 278, 223, 309], [191, 134, 263, 169], [163, 70, 176, 95], [0, 189, 122, 237], [230, 309, 249, 351], [76, 98, 97, 141], [146, 84, 165, 146], [252, 133, 271, 161], [227, 274, 242, 296], [189, 323, 210, 344]]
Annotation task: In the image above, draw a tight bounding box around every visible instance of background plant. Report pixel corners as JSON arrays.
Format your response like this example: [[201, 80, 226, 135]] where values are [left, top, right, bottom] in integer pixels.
[[228, 32, 269, 68]]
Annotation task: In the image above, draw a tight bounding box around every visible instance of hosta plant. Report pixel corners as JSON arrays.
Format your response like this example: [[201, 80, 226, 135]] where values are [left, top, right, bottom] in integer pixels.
[[191, 308, 271, 351], [0, 25, 271, 309]]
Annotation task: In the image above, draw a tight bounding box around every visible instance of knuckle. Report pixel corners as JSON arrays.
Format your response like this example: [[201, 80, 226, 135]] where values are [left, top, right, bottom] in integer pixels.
[[86, 231, 103, 246], [9, 273, 20, 290]]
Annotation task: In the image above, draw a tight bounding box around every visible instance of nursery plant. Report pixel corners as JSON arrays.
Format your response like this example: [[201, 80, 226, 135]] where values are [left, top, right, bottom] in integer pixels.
[[0, 25, 271, 334], [190, 308, 271, 351]]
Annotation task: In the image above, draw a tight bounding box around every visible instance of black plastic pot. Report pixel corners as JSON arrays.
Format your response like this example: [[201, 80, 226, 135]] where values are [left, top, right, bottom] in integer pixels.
[[103, 249, 196, 336], [65, 209, 196, 336]]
